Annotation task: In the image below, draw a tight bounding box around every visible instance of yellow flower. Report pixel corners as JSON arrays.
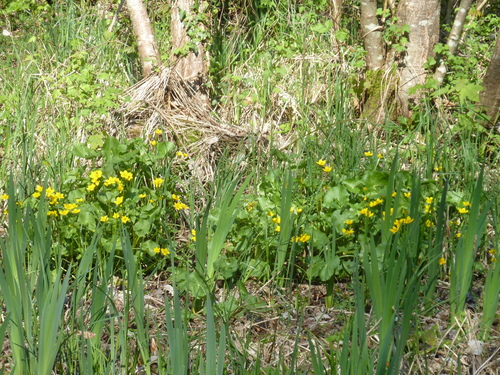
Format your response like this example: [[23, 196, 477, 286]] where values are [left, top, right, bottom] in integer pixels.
[[403, 192, 411, 198], [364, 151, 373, 157], [434, 166, 443, 172], [268, 211, 275, 217], [89, 170, 103, 181], [424, 205, 433, 213], [172, 194, 181, 201], [272, 216, 281, 224], [113, 196, 124, 206], [439, 257, 446, 266], [161, 248, 169, 256], [87, 184, 97, 192], [76, 198, 84, 203], [403, 216, 414, 224], [35, 185, 44, 192], [377, 153, 384, 159], [176, 151, 188, 158], [462, 201, 471, 207], [119, 170, 133, 181], [173, 201, 189, 210], [191, 229, 197, 241], [323, 165, 332, 172], [64, 203, 78, 211], [344, 219, 354, 225], [154, 177, 164, 188], [369, 198, 383, 207], [100, 215, 109, 222], [359, 208, 374, 217], [153, 247, 161, 254], [155, 129, 163, 135], [425, 197, 434, 204], [121, 216, 130, 224], [457, 207, 469, 214], [46, 187, 55, 196], [104, 177, 120, 186], [316, 159, 327, 166], [113, 213, 120, 219], [71, 209, 81, 214], [456, 232, 461, 238], [151, 140, 157, 146], [139, 194, 147, 198], [298, 234, 311, 242], [59, 210, 69, 216], [47, 210, 58, 217], [425, 219, 433, 227], [275, 225, 281, 232], [33, 192, 41, 198], [342, 228, 354, 236]]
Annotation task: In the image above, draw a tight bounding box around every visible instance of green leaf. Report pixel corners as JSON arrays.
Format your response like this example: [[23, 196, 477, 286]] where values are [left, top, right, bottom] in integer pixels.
[[133, 219, 152, 237], [324, 186, 350, 208], [73, 143, 98, 159], [319, 258, 340, 282]]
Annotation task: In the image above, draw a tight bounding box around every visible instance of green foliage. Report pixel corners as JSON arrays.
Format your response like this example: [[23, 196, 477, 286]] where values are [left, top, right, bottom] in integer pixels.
[[15, 134, 184, 268]]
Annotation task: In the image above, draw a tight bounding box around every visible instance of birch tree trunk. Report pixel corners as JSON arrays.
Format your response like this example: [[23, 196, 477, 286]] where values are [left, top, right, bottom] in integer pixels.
[[126, 0, 161, 77], [361, 0, 384, 71], [170, 0, 207, 83], [480, 33, 500, 127], [434, 0, 474, 84], [395, 0, 440, 115]]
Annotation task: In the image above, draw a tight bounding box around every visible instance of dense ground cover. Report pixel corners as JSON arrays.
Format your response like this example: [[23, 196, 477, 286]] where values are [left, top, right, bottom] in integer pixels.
[[0, 1, 499, 374]]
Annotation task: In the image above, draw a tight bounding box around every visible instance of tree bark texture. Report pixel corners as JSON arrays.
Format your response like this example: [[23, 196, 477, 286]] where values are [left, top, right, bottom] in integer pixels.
[[434, 0, 474, 84], [396, 0, 440, 115], [170, 0, 207, 81], [480, 33, 500, 126], [361, 0, 384, 71], [126, 0, 161, 77]]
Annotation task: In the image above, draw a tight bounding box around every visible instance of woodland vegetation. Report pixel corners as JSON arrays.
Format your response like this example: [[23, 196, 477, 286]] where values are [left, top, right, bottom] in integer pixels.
[[0, 0, 499, 373]]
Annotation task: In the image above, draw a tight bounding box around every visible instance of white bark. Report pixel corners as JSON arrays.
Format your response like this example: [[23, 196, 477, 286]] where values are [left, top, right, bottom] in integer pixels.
[[126, 0, 161, 77], [434, 0, 474, 84]]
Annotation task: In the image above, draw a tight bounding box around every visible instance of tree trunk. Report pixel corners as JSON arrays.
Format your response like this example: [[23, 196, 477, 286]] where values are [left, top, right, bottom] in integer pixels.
[[361, 0, 384, 71], [395, 0, 440, 116], [331, 0, 344, 29], [170, 0, 207, 83], [480, 32, 500, 127], [126, 0, 161, 77], [360, 0, 440, 122], [434, 0, 474, 85]]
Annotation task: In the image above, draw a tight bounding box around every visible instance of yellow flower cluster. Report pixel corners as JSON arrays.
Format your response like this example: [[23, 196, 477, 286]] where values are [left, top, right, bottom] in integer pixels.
[[342, 219, 355, 236], [172, 193, 189, 211], [316, 159, 332, 173], [359, 207, 374, 218], [154, 247, 170, 256], [389, 216, 414, 234], [291, 233, 311, 242]]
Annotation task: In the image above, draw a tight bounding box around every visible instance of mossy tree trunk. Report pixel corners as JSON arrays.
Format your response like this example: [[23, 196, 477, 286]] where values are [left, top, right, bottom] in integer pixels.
[[360, 0, 440, 122]]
